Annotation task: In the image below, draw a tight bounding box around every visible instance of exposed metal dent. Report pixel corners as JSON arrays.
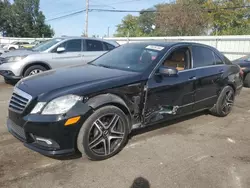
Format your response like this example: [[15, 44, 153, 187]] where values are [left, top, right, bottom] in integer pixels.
[[85, 82, 145, 130], [144, 105, 179, 123], [158, 105, 179, 115]]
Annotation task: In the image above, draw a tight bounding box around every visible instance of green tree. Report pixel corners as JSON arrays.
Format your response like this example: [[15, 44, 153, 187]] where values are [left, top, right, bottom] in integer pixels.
[[0, 0, 54, 37], [0, 0, 11, 35], [138, 8, 157, 36], [156, 1, 209, 36], [115, 14, 143, 37], [114, 10, 158, 37], [205, 0, 250, 35]]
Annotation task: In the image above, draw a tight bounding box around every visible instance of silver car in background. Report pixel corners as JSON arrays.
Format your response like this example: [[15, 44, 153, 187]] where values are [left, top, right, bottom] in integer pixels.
[[0, 37, 119, 83]]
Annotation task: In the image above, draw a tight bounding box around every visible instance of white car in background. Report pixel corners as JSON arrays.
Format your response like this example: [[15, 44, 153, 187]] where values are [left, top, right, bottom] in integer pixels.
[[3, 41, 30, 51]]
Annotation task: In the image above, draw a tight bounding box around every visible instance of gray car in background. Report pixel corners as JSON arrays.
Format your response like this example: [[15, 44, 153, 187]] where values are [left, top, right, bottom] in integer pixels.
[[0, 37, 119, 83]]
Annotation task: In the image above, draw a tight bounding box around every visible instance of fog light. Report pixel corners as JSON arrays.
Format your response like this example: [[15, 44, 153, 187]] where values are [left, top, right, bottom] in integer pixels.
[[33, 136, 60, 149], [36, 137, 53, 145]]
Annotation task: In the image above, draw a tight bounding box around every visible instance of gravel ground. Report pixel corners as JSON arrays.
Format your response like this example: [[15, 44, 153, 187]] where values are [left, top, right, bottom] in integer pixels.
[[0, 77, 250, 188]]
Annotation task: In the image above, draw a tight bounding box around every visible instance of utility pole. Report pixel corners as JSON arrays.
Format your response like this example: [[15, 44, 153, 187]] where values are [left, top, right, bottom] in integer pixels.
[[85, 0, 89, 37], [107, 27, 110, 37]]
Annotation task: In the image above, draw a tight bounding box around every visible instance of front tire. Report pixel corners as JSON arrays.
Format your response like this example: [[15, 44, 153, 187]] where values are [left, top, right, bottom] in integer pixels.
[[23, 65, 47, 77], [77, 105, 129, 160], [9, 47, 16, 51], [210, 86, 235, 117], [244, 73, 250, 88]]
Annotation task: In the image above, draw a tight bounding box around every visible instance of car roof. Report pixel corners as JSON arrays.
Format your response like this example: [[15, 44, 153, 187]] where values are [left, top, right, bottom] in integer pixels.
[[55, 36, 119, 46], [123, 41, 214, 48]]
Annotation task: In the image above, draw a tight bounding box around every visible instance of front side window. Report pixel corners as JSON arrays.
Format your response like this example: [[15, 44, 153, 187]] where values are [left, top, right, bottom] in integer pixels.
[[86, 40, 104, 51], [33, 38, 63, 52], [90, 44, 164, 72], [163, 47, 191, 71], [192, 46, 215, 68], [64, 39, 82, 52]]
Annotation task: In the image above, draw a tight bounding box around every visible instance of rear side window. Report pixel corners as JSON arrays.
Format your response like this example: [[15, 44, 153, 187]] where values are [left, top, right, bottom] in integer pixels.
[[223, 55, 232, 65], [104, 42, 115, 51], [192, 46, 214, 68], [86, 40, 104, 51], [213, 53, 224, 65]]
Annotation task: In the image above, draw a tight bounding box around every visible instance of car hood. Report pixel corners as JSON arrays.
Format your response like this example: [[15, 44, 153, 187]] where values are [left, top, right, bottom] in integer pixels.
[[233, 59, 250, 66], [16, 64, 142, 101], [1, 49, 39, 58]]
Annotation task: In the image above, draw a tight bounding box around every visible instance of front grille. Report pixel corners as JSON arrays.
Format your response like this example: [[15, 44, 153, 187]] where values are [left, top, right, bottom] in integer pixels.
[[9, 87, 32, 113], [7, 119, 26, 140]]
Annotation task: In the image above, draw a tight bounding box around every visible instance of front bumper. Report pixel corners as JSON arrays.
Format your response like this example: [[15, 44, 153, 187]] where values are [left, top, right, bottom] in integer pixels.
[[0, 70, 22, 80], [7, 117, 78, 156], [7, 103, 92, 157], [0, 61, 23, 79]]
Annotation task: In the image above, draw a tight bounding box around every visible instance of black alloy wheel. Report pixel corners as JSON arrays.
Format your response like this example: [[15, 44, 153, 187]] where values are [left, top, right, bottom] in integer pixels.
[[88, 114, 125, 156], [77, 106, 129, 160], [221, 89, 234, 115], [210, 86, 235, 117]]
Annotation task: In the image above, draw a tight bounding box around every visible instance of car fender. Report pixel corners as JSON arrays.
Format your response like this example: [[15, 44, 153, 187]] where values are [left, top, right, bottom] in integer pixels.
[[21, 61, 52, 75], [86, 93, 132, 128]]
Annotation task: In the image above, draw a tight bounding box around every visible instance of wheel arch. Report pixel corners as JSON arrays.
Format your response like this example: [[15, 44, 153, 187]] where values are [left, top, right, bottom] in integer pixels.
[[86, 93, 132, 130], [227, 82, 236, 93], [22, 62, 52, 76]]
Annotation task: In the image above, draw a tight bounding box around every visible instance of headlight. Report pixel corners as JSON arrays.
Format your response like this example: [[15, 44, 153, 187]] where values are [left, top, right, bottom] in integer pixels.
[[6, 56, 27, 63], [31, 95, 83, 115]]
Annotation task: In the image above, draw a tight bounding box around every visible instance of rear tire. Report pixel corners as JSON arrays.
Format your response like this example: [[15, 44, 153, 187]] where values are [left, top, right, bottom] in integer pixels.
[[244, 73, 250, 88], [77, 105, 129, 161], [210, 86, 235, 117], [23, 65, 47, 77]]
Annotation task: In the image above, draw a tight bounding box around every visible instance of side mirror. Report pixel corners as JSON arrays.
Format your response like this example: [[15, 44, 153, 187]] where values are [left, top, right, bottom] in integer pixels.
[[158, 66, 178, 77], [57, 47, 66, 53]]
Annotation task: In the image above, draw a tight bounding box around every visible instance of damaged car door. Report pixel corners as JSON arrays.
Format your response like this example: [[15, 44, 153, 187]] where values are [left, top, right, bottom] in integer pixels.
[[144, 45, 196, 125]]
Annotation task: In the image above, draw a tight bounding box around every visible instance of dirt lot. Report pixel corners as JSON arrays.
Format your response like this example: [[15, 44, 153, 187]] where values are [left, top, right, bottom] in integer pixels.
[[0, 77, 250, 188]]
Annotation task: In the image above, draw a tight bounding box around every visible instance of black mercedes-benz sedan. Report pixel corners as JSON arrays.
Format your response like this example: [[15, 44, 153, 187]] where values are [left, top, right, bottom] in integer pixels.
[[7, 42, 243, 160], [232, 55, 250, 87]]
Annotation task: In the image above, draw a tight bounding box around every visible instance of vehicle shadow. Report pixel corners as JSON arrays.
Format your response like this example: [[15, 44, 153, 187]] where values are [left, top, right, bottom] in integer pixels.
[[129, 110, 209, 138], [47, 153, 82, 160], [49, 111, 209, 161], [130, 177, 150, 188]]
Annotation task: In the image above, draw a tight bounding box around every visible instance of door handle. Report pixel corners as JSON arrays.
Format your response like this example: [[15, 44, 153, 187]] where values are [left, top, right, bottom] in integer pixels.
[[189, 76, 196, 80], [219, 69, 224, 73]]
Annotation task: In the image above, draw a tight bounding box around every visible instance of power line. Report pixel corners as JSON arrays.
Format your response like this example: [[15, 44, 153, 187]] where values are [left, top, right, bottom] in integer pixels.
[[46, 9, 84, 18], [46, 5, 250, 22], [46, 10, 85, 21], [91, 0, 142, 7]]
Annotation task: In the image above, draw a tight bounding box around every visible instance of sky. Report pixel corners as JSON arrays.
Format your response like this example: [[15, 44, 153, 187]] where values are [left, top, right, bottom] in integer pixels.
[[40, 0, 166, 37]]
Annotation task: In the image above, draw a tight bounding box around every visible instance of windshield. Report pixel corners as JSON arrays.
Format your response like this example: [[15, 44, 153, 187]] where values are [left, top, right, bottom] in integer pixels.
[[32, 38, 63, 52], [91, 44, 164, 72]]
